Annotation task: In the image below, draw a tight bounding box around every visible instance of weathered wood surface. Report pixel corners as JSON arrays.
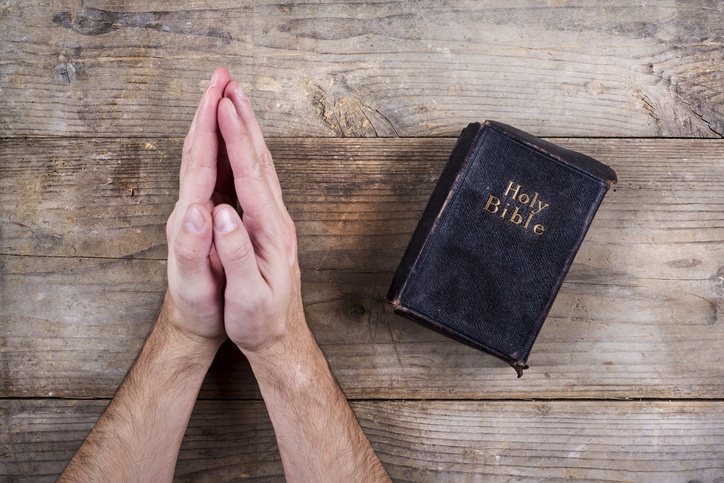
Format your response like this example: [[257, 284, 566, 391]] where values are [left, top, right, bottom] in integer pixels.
[[1, 0, 723, 138], [2, 0, 724, 480], [2, 138, 722, 399], [3, 137, 723, 262], [2, 399, 723, 482]]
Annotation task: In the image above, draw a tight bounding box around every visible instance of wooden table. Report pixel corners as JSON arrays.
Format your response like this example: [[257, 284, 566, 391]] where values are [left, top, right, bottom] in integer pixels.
[[2, 1, 723, 481]]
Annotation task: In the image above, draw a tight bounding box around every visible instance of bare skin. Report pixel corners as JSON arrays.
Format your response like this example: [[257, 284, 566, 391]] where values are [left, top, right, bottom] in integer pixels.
[[60, 68, 391, 483]]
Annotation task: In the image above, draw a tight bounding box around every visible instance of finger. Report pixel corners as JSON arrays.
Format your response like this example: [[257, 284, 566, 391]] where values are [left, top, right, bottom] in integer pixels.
[[217, 97, 283, 251], [213, 204, 265, 287], [223, 81, 285, 208], [172, 203, 214, 282], [181, 110, 199, 172], [179, 67, 233, 195], [180, 104, 200, 188], [182, 68, 232, 163], [210, 67, 232, 93], [178, 86, 223, 205]]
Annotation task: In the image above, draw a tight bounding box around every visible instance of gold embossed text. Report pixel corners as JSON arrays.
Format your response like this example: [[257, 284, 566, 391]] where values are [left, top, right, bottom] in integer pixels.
[[483, 181, 549, 235]]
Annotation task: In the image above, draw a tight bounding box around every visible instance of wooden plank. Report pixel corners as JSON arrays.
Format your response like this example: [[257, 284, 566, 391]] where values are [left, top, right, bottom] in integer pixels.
[[1, 137, 723, 398], [2, 137, 723, 270], [1, 1, 722, 137], [2, 254, 723, 399], [2, 399, 723, 481]]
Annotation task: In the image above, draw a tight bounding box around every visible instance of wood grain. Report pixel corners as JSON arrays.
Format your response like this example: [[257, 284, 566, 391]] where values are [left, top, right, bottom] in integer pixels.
[[1, 137, 722, 399], [2, 137, 723, 269], [1, 1, 722, 137], [2, 2, 723, 478], [2, 399, 722, 481], [2, 254, 722, 400]]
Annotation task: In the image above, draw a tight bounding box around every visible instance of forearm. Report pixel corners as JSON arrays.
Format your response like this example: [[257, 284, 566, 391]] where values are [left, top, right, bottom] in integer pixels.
[[211, 77, 389, 481], [245, 322, 391, 483], [60, 302, 221, 482]]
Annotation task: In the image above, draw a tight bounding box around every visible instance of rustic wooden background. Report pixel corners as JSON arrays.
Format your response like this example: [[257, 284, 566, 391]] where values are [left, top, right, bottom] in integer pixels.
[[2, 1, 723, 481]]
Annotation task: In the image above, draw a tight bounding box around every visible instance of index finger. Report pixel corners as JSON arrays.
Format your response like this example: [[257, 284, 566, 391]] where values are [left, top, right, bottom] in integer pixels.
[[223, 81, 285, 208], [217, 97, 284, 255], [178, 68, 232, 204]]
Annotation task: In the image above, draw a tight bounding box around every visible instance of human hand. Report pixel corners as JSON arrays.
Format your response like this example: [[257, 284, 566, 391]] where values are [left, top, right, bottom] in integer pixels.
[[211, 85, 391, 481], [211, 79, 306, 356], [163, 67, 233, 346]]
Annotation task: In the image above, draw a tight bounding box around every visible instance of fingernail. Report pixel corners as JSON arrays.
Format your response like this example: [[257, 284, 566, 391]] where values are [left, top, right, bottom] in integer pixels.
[[210, 69, 220, 86], [215, 207, 238, 234], [184, 206, 205, 233]]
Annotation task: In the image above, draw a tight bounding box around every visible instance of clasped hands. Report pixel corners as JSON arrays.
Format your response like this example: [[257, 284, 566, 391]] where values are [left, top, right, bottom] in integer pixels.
[[162, 67, 302, 358], [60, 67, 390, 483]]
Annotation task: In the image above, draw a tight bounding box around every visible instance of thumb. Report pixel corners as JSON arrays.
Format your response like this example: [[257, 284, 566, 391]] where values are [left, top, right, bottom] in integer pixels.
[[172, 203, 213, 276], [213, 204, 264, 287]]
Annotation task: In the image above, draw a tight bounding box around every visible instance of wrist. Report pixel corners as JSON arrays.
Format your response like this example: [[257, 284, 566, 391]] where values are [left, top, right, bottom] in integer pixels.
[[155, 297, 225, 364], [242, 322, 330, 394]]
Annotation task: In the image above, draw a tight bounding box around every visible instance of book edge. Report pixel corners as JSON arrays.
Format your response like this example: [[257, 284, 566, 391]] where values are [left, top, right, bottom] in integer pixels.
[[516, 179, 612, 362], [487, 121, 618, 186], [392, 305, 529, 377], [385, 122, 487, 305]]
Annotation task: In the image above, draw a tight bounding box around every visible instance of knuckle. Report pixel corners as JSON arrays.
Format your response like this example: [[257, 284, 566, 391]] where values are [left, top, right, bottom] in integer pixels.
[[245, 153, 265, 179], [229, 149, 265, 180], [225, 238, 256, 265], [174, 237, 202, 268], [258, 148, 274, 168]]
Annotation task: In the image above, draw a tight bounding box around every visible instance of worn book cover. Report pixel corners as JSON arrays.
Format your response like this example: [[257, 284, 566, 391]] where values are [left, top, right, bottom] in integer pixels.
[[386, 121, 617, 376]]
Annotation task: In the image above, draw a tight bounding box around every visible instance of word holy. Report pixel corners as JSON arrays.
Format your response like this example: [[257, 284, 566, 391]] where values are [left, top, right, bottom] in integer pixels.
[[483, 181, 550, 235]]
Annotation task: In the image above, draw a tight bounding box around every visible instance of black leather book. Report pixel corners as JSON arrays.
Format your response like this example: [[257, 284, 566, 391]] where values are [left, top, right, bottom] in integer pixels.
[[386, 121, 617, 377]]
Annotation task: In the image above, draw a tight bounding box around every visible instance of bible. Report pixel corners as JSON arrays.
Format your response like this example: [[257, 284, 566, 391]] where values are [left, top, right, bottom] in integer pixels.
[[386, 121, 617, 376]]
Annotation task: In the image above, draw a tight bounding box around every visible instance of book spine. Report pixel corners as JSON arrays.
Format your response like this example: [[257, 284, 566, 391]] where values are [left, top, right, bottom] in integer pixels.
[[386, 122, 485, 304]]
